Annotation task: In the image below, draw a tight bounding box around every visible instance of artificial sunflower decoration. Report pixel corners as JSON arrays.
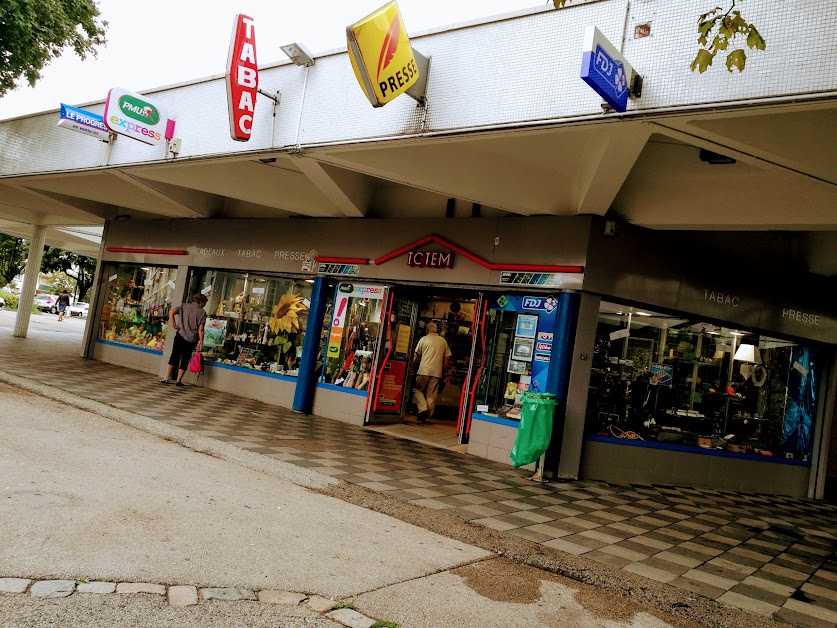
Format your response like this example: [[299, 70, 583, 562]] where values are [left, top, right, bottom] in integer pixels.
[[268, 290, 306, 334]]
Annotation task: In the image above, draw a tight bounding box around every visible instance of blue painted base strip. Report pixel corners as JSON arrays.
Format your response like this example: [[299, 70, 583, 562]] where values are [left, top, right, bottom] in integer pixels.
[[96, 339, 163, 356], [205, 362, 297, 383], [472, 413, 520, 428], [316, 382, 369, 397], [584, 434, 810, 467]]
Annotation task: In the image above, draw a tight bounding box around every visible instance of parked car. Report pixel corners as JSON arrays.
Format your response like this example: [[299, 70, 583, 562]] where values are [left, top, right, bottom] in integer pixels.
[[0, 296, 5, 309], [68, 302, 89, 317], [34, 294, 58, 313]]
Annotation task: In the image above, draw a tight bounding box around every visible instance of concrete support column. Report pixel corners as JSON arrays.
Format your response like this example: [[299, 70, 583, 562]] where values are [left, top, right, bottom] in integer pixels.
[[13, 225, 47, 338], [293, 276, 329, 414], [557, 292, 601, 480], [544, 292, 580, 477]]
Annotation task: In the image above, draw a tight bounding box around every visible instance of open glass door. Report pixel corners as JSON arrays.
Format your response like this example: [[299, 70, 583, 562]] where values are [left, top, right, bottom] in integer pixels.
[[365, 290, 419, 424], [457, 293, 487, 443]]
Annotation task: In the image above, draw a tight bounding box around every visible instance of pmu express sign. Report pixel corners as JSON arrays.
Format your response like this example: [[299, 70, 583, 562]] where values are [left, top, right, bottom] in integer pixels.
[[226, 13, 258, 141], [104, 87, 167, 146], [347, 1, 421, 107]]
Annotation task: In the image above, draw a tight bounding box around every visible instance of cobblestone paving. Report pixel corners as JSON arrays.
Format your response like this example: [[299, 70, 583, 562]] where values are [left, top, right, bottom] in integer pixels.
[[1, 322, 835, 627]]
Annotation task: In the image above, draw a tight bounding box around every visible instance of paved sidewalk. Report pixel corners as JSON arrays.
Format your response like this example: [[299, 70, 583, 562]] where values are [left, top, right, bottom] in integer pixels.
[[1, 311, 836, 627]]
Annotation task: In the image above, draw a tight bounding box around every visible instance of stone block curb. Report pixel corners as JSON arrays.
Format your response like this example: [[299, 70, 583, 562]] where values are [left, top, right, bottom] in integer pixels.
[[77, 581, 116, 594], [0, 578, 31, 594], [0, 576, 391, 625], [116, 582, 166, 595], [307, 595, 337, 612], [30, 580, 75, 598], [168, 585, 199, 607], [326, 607, 377, 628], [256, 590, 308, 605], [200, 587, 256, 601]]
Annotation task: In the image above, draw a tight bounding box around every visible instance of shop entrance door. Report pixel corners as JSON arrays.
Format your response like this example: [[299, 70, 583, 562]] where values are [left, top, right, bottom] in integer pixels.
[[456, 294, 487, 444], [365, 291, 419, 424]]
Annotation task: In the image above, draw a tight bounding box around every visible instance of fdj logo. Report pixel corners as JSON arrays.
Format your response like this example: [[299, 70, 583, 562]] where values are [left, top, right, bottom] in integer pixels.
[[118, 95, 160, 125], [522, 296, 557, 313]]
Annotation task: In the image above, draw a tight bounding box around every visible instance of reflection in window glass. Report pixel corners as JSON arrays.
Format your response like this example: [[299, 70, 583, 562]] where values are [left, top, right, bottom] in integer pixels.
[[322, 284, 385, 391], [99, 265, 177, 352], [188, 270, 312, 376], [586, 302, 821, 462]]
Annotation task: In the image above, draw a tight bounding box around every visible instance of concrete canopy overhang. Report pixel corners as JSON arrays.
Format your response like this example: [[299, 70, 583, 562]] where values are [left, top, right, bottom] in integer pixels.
[[0, 104, 835, 274]]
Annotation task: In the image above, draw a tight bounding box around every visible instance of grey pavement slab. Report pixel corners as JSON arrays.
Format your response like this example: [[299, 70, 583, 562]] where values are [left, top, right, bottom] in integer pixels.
[[29, 580, 75, 598], [76, 581, 116, 593], [353, 558, 678, 628], [257, 590, 307, 605], [200, 587, 256, 601], [0, 382, 489, 599], [325, 608, 376, 628], [0, 579, 31, 593], [167, 585, 198, 607]]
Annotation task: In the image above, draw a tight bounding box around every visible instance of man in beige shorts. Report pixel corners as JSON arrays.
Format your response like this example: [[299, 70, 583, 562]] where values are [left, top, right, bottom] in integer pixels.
[[412, 322, 452, 423]]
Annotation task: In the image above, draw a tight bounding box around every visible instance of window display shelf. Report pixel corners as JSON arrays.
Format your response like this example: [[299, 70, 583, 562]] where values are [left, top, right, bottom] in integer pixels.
[[205, 361, 298, 382], [316, 382, 369, 397], [585, 434, 811, 467]]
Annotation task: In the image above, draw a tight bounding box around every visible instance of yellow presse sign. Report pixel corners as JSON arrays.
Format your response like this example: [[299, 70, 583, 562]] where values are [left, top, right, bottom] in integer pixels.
[[347, 2, 419, 107]]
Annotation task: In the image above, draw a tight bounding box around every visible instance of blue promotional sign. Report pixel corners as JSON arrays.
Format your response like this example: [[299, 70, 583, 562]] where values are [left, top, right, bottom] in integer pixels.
[[57, 104, 110, 142], [491, 294, 559, 392], [580, 26, 634, 113]]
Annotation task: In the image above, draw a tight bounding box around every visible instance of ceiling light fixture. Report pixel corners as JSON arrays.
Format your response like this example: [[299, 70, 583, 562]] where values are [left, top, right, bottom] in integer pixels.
[[699, 149, 736, 165], [280, 43, 315, 67]]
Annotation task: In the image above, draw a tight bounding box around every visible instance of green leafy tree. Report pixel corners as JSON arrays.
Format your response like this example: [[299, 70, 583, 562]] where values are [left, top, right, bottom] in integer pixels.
[[553, 0, 765, 74], [45, 270, 75, 295], [0, 234, 29, 288], [0, 0, 108, 97], [40, 247, 97, 302]]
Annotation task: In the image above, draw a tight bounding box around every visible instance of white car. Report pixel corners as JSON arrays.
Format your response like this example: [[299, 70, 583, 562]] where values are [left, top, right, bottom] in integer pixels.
[[0, 296, 5, 309], [34, 294, 58, 313], [68, 302, 89, 317]]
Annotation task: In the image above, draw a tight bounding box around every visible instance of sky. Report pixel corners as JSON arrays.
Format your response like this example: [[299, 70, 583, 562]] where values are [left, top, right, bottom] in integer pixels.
[[0, 0, 540, 120]]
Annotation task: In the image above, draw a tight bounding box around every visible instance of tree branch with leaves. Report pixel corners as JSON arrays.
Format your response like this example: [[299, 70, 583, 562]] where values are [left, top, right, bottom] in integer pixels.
[[552, 0, 765, 74], [0, 0, 108, 97], [692, 1, 766, 73]]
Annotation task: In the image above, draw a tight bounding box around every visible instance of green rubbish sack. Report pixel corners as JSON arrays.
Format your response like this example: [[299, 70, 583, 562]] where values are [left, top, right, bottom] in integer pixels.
[[509, 392, 557, 469]]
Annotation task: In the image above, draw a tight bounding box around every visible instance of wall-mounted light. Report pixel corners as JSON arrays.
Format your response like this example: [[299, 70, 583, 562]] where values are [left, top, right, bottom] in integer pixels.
[[281, 43, 315, 67], [699, 149, 736, 165]]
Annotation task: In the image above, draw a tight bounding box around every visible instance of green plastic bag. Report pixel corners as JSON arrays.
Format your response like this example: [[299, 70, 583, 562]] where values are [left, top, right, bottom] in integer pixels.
[[509, 392, 556, 468]]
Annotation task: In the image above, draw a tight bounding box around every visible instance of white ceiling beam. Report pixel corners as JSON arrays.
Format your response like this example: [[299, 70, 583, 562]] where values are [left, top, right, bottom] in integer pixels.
[[575, 124, 651, 216], [649, 122, 837, 192], [289, 156, 370, 218], [109, 170, 209, 218], [2, 184, 107, 224]]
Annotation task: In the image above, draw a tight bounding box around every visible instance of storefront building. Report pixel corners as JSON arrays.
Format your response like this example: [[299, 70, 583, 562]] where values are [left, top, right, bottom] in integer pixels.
[[87, 216, 836, 498]]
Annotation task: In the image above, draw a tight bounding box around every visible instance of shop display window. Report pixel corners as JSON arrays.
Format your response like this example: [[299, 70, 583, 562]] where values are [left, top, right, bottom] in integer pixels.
[[321, 283, 386, 391], [474, 310, 540, 420], [99, 265, 178, 351], [188, 270, 312, 376], [585, 301, 822, 463]]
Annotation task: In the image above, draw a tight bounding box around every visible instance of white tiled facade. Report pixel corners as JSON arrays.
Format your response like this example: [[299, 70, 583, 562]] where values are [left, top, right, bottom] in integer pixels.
[[1, 0, 834, 176]]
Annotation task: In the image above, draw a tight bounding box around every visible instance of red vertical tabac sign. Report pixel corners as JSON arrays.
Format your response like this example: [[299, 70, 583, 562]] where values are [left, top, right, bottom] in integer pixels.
[[226, 14, 258, 141]]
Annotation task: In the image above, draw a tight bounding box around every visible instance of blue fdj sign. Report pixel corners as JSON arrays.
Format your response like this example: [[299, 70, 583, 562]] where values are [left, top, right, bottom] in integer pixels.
[[581, 44, 630, 112], [521, 296, 557, 313]]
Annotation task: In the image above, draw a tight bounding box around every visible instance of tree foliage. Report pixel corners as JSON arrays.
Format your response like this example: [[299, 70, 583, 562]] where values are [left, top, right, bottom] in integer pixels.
[[0, 234, 29, 288], [40, 246, 97, 301], [0, 0, 108, 97], [553, 0, 765, 74]]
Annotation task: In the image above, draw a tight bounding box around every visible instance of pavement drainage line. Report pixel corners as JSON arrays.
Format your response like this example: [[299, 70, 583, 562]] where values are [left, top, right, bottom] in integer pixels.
[[0, 369, 336, 492], [0, 578, 382, 624], [314, 485, 777, 628], [341, 555, 499, 601]]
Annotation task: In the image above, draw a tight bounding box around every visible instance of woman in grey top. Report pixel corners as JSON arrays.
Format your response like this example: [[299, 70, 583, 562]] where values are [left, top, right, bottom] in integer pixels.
[[161, 293, 207, 386]]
